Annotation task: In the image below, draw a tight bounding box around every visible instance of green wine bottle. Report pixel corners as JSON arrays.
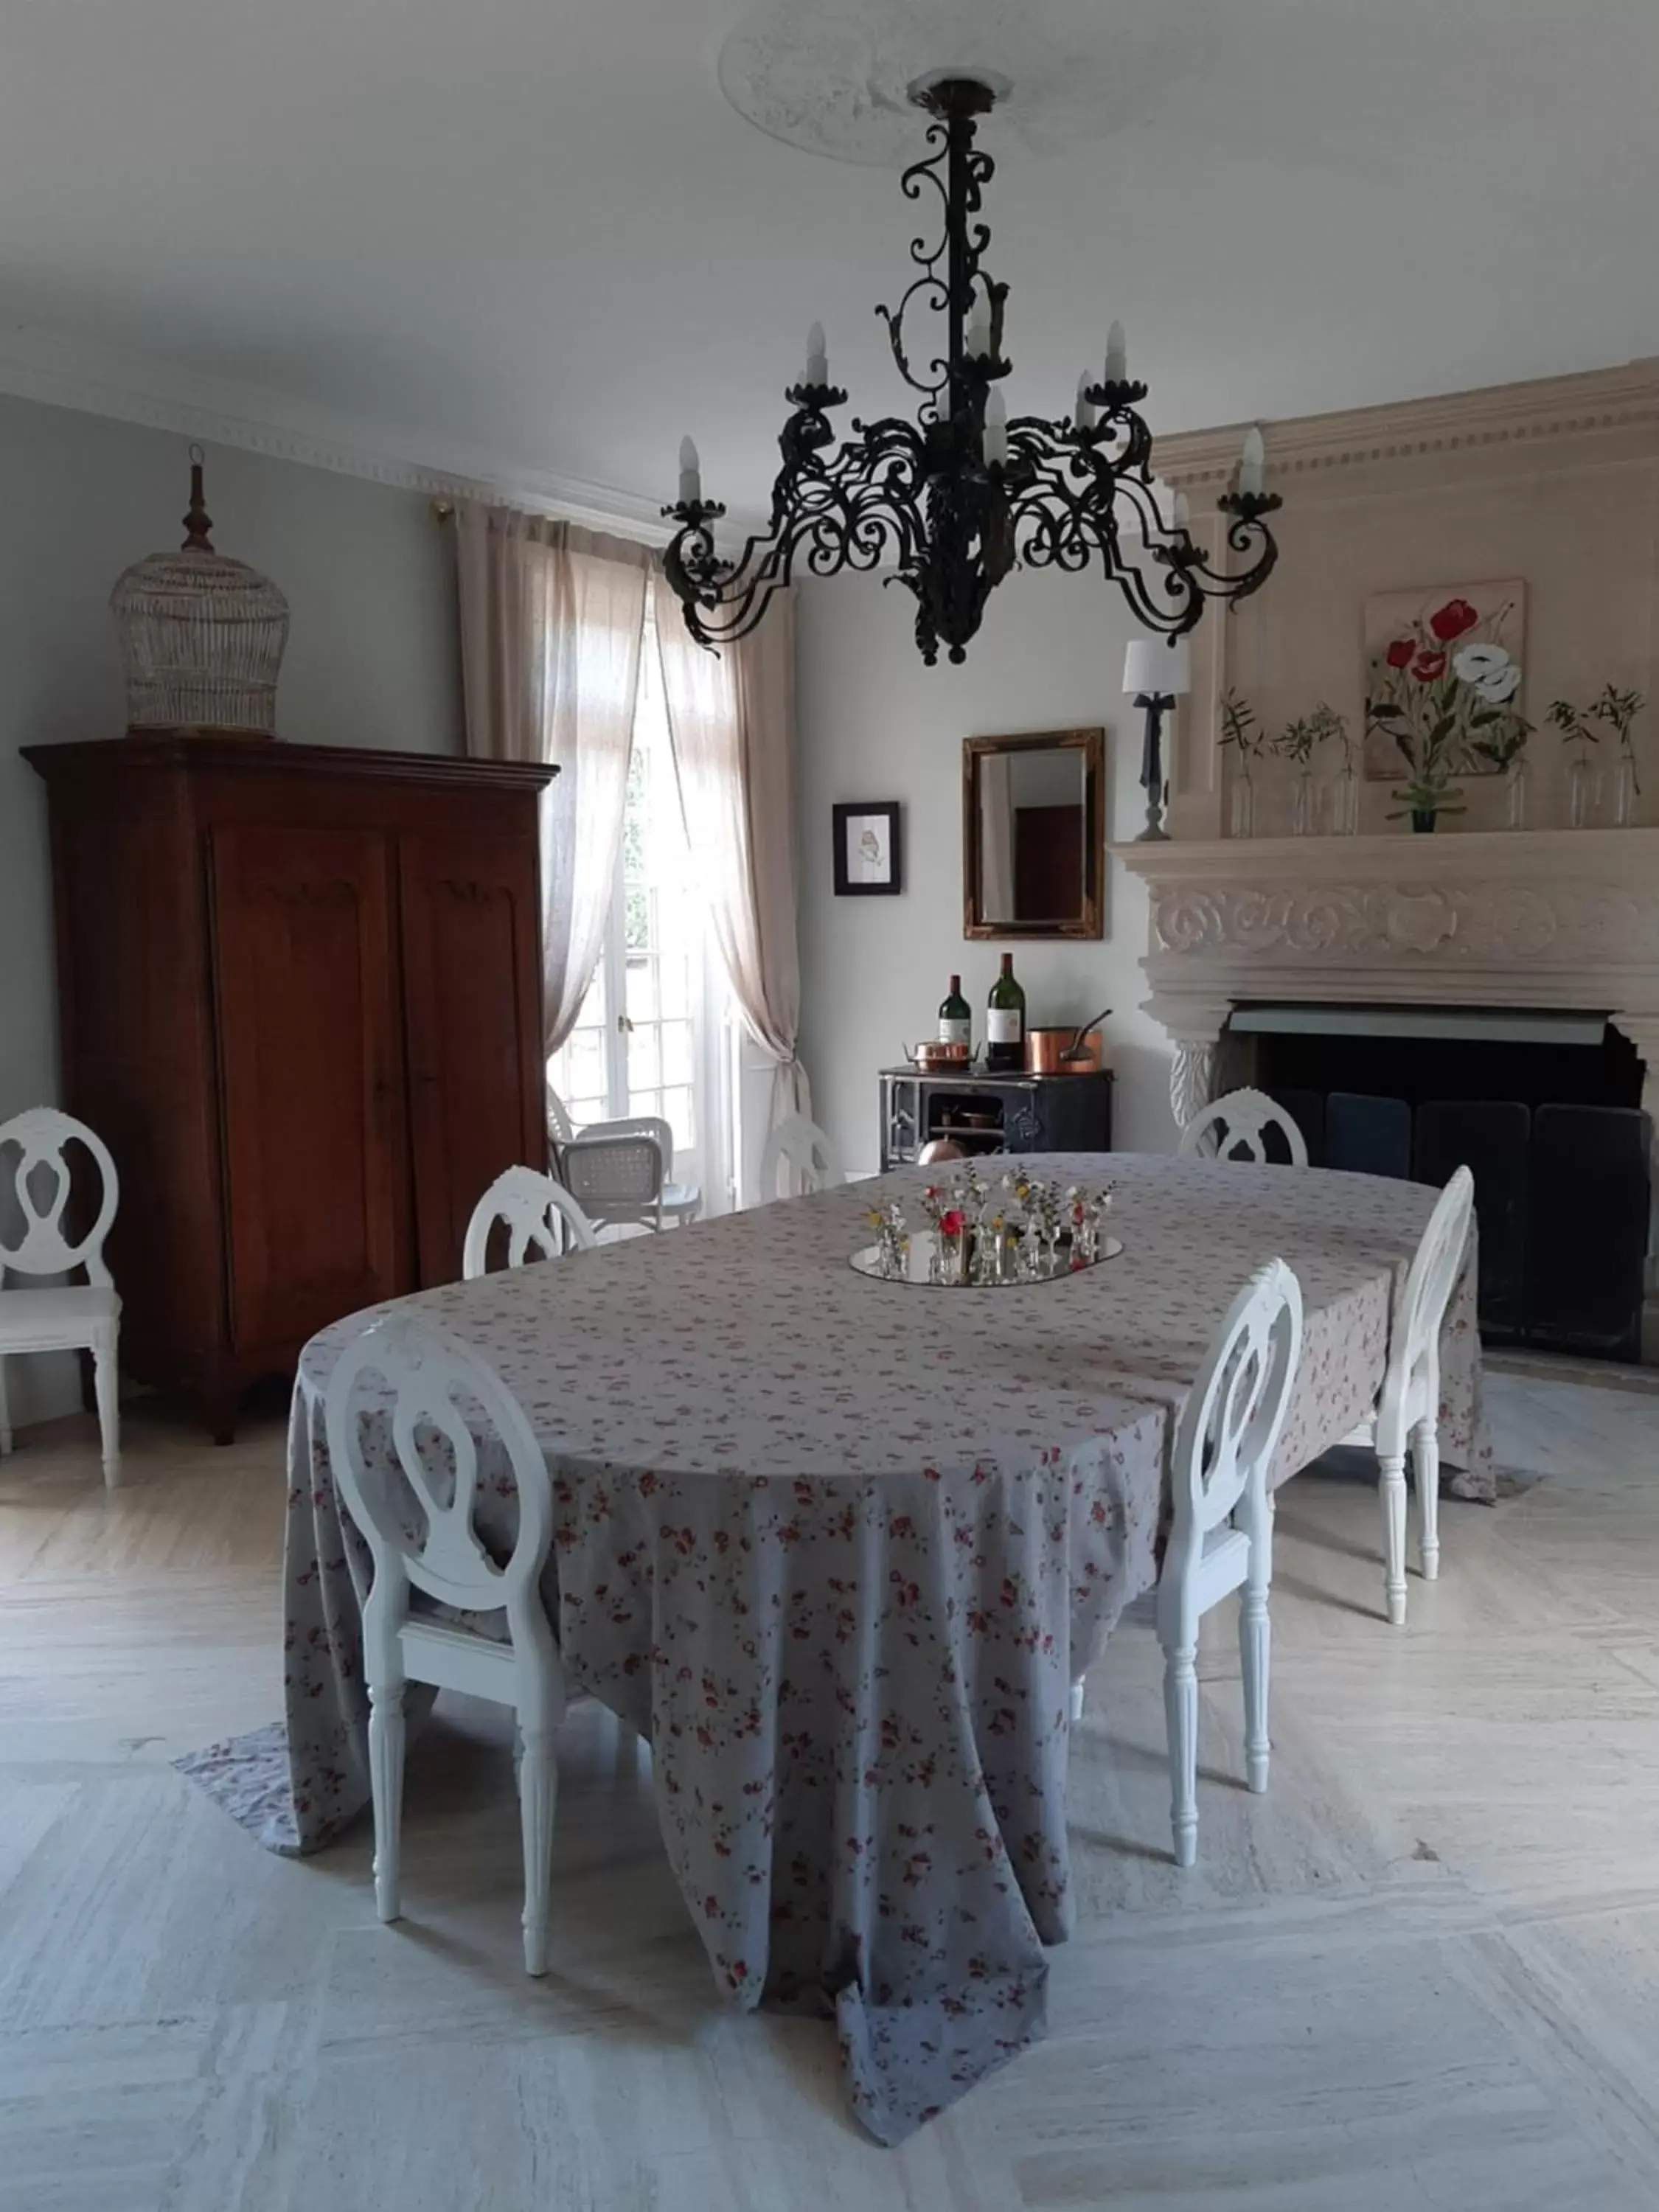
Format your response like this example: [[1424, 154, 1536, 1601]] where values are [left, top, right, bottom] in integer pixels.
[[937, 973, 972, 1051], [986, 952, 1026, 1072]]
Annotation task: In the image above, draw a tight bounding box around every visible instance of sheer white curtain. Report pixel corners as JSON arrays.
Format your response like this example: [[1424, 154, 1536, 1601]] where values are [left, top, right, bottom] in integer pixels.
[[456, 505, 651, 1052], [653, 582, 811, 1151]]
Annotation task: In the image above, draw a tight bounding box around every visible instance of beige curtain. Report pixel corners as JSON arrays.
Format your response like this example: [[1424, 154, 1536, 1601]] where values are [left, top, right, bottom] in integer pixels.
[[456, 504, 651, 1053], [653, 580, 810, 1142]]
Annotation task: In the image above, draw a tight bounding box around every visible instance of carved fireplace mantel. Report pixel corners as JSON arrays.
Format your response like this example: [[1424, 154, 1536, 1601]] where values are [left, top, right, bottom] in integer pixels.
[[1117, 828, 1659, 1068]]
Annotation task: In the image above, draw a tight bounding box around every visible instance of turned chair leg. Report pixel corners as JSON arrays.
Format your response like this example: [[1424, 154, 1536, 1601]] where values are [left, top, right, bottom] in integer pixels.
[[1161, 1635, 1200, 1868], [367, 1680, 407, 1924], [1379, 1450, 1409, 1627], [518, 1724, 559, 1976], [92, 1334, 121, 1488], [1413, 1417, 1441, 1582]]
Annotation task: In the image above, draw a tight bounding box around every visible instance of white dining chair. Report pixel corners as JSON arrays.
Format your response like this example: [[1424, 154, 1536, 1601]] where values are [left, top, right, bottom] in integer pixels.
[[571, 1115, 701, 1229], [1071, 1257, 1304, 1870], [757, 1113, 844, 1200], [560, 1131, 666, 1235], [1179, 1087, 1310, 1168], [462, 1166, 597, 1280], [0, 1107, 122, 1486], [1340, 1164, 1475, 1627], [546, 1087, 576, 1148], [323, 1313, 567, 1974]]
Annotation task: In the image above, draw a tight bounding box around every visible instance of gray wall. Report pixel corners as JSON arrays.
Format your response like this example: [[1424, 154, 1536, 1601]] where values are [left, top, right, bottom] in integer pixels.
[[0, 393, 462, 1425], [794, 569, 1179, 1175]]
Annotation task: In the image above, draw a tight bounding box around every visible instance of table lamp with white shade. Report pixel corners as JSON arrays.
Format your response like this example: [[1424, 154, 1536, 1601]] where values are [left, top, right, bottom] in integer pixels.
[[1123, 636, 1190, 841]]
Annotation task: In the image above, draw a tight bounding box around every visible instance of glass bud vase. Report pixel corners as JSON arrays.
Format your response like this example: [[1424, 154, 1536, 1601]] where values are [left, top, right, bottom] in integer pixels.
[[1610, 752, 1638, 827], [1568, 752, 1599, 829], [1330, 765, 1360, 836], [1292, 767, 1319, 837], [1229, 768, 1255, 839], [1503, 755, 1529, 830]]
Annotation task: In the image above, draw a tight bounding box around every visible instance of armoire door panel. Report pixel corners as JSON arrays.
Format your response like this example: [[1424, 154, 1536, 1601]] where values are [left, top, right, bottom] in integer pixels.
[[209, 824, 408, 1349], [399, 833, 545, 1284]]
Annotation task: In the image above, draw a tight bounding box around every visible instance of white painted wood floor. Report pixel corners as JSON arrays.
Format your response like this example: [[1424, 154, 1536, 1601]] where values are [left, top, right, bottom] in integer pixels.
[[1, 1374, 1656, 2211]]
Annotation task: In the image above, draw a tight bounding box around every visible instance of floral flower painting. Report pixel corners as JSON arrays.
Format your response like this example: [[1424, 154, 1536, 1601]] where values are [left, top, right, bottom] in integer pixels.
[[1362, 580, 1527, 780]]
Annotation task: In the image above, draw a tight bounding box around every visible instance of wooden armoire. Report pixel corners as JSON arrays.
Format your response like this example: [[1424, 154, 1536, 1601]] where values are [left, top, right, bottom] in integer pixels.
[[25, 735, 554, 1439]]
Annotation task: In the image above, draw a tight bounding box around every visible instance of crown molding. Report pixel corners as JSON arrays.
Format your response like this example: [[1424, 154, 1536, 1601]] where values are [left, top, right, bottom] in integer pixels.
[[0, 323, 708, 545], [1156, 356, 1659, 493]]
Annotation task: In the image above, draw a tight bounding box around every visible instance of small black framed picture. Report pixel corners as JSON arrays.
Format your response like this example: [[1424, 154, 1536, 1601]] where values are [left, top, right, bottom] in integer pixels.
[[832, 801, 902, 896]]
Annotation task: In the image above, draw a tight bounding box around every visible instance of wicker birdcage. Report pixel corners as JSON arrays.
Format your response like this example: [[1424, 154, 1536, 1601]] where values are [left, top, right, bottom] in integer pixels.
[[109, 446, 290, 736]]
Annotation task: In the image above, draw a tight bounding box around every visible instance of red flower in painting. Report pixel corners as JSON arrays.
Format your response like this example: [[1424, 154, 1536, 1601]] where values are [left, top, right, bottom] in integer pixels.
[[1428, 597, 1479, 642], [1385, 637, 1414, 669], [1413, 650, 1447, 681], [939, 1208, 967, 1238]]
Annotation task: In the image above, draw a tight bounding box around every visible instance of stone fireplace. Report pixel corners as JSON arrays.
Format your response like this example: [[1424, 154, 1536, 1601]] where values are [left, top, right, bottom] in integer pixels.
[[1115, 828, 1659, 1360]]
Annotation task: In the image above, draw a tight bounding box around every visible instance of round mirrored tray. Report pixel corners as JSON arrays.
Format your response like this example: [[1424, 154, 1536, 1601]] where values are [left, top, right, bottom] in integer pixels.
[[849, 1228, 1124, 1288]]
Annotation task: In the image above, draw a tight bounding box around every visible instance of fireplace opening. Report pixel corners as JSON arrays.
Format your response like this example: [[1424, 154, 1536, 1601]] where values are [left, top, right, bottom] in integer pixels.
[[1228, 1005, 1651, 1363]]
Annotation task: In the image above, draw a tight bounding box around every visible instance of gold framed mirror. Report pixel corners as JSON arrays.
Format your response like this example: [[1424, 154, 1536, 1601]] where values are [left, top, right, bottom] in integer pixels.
[[961, 726, 1105, 940]]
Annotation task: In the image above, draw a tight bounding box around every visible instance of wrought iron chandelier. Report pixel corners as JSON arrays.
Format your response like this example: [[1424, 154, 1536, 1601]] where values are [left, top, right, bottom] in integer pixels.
[[662, 72, 1282, 667]]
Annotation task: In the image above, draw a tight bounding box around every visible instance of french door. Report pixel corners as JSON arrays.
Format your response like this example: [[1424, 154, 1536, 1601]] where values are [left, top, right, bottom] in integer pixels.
[[549, 616, 730, 1207]]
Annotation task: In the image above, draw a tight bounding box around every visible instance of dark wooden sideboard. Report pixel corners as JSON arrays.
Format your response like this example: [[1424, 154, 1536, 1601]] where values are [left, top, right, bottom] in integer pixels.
[[880, 1065, 1114, 1171], [25, 734, 554, 1439]]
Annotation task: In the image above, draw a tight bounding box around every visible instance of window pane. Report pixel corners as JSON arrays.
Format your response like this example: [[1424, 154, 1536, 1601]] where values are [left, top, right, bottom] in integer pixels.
[[626, 957, 658, 1023], [628, 1026, 661, 1089], [660, 1019, 692, 1086], [565, 1028, 605, 1100], [661, 1085, 695, 1152]]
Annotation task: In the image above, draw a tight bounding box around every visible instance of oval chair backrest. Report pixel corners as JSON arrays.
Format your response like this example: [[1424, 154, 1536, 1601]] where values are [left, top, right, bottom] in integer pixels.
[[1179, 1088, 1310, 1169], [757, 1113, 844, 1200], [560, 1134, 664, 1215], [462, 1166, 597, 1280], [0, 1107, 120, 1287], [572, 1115, 675, 1173], [1170, 1258, 1304, 1538], [546, 1088, 576, 1147], [1389, 1164, 1475, 1416], [323, 1315, 554, 1621]]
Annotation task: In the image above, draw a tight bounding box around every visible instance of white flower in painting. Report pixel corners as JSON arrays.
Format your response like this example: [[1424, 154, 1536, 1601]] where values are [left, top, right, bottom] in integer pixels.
[[1454, 642, 1521, 703]]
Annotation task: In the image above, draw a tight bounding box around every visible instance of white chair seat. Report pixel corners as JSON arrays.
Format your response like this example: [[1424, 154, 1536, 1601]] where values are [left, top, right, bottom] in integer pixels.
[[0, 1283, 120, 1349], [661, 1180, 702, 1224]]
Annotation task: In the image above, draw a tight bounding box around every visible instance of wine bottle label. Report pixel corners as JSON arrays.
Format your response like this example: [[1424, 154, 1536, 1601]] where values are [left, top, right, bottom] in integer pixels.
[[938, 1018, 971, 1047], [986, 1009, 1022, 1044]]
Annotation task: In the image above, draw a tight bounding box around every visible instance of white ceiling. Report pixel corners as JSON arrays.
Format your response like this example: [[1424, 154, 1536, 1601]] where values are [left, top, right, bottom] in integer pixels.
[[2, 0, 1657, 526]]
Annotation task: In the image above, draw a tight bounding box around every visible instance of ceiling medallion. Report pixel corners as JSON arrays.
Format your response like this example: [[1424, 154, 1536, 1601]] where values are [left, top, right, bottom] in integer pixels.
[[661, 72, 1280, 667]]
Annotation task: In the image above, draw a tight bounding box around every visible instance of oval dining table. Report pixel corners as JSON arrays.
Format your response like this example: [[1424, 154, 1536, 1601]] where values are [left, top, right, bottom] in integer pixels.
[[268, 1152, 1489, 2146]]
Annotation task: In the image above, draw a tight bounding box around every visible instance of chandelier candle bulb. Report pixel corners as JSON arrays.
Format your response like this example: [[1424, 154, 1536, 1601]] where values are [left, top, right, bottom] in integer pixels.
[[1239, 425, 1265, 498], [982, 387, 1008, 467], [1075, 375, 1096, 431], [806, 321, 827, 386], [1105, 320, 1127, 384], [966, 302, 992, 360], [678, 436, 702, 507], [1171, 490, 1190, 534]]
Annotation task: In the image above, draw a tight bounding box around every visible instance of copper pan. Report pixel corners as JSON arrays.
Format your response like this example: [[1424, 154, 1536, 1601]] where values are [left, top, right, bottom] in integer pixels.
[[1025, 1025, 1105, 1074]]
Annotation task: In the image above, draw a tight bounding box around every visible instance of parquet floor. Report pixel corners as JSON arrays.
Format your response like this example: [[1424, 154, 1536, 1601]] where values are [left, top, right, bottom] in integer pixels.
[[1, 1374, 1656, 2209]]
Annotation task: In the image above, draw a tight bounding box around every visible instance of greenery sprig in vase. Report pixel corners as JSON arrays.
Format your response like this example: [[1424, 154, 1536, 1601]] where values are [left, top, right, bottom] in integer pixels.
[[1272, 710, 1328, 835], [1220, 688, 1266, 837], [1591, 684, 1644, 825], [1548, 696, 1601, 828]]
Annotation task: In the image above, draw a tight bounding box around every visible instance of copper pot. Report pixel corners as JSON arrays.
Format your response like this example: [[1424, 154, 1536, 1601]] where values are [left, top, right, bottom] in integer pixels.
[[1025, 1026, 1105, 1074]]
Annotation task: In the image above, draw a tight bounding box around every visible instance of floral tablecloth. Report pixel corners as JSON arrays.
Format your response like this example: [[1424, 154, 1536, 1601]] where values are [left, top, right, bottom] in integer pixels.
[[272, 1154, 1489, 2144]]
